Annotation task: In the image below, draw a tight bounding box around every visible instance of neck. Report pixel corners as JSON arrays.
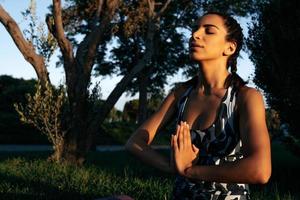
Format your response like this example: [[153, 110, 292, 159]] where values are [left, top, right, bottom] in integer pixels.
[[196, 59, 229, 94]]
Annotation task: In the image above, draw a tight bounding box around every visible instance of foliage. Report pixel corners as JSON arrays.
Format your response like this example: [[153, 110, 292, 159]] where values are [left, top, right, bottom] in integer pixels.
[[21, 0, 57, 64], [14, 81, 66, 152], [101, 121, 138, 144], [123, 99, 139, 123], [122, 92, 164, 123], [265, 108, 281, 140], [201, 0, 267, 16], [0, 75, 45, 143], [246, 0, 300, 137], [0, 75, 36, 112]]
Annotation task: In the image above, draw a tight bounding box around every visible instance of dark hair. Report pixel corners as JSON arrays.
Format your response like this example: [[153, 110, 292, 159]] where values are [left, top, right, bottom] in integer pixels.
[[202, 11, 247, 88]]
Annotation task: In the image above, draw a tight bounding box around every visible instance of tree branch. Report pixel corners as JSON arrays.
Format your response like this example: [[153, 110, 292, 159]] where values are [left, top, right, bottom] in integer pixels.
[[154, 0, 171, 20], [75, 0, 120, 77], [0, 5, 49, 85], [93, 0, 104, 27], [87, 19, 157, 139], [147, 0, 155, 17], [52, 0, 74, 60]]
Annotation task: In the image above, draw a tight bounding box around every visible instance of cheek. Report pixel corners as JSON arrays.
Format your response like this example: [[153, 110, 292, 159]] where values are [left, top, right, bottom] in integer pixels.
[[207, 37, 225, 46], [207, 39, 226, 54]]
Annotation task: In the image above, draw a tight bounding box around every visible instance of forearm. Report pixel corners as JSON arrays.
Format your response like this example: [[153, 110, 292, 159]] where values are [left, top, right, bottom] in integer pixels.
[[185, 156, 270, 184], [126, 140, 173, 173]]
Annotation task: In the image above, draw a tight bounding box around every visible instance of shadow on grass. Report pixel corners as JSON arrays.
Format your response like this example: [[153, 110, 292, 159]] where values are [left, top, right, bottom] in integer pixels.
[[0, 171, 91, 200], [85, 149, 173, 181]]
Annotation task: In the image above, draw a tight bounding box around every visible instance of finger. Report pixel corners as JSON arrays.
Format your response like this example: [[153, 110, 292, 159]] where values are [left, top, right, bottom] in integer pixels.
[[183, 122, 188, 149], [175, 124, 180, 149], [186, 123, 192, 145], [173, 134, 179, 153], [179, 122, 184, 150], [175, 124, 180, 136]]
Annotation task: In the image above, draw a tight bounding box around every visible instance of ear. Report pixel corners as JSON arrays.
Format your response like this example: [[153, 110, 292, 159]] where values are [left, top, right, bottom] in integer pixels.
[[223, 41, 237, 56]]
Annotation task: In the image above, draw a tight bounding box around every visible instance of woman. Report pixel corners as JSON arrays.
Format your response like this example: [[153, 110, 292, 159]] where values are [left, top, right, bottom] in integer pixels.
[[125, 11, 271, 200]]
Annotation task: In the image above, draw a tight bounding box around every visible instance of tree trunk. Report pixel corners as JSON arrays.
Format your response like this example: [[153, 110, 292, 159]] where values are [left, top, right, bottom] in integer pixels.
[[138, 68, 149, 125], [49, 0, 120, 165], [86, 15, 163, 152]]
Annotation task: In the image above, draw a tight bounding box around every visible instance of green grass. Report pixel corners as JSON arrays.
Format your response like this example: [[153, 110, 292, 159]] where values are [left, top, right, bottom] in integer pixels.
[[0, 150, 172, 200], [0, 143, 299, 200]]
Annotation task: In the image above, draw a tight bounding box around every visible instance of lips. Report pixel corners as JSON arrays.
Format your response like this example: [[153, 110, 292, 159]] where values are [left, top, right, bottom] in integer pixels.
[[190, 42, 204, 48]]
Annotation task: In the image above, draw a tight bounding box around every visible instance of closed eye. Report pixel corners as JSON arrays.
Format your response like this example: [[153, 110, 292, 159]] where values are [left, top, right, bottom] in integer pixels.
[[205, 28, 216, 34]]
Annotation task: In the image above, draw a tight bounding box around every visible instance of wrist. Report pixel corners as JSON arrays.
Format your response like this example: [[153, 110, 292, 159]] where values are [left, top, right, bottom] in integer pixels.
[[183, 166, 193, 178]]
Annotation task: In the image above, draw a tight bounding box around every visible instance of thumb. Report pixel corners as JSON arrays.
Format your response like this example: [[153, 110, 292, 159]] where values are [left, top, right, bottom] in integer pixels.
[[192, 144, 200, 154]]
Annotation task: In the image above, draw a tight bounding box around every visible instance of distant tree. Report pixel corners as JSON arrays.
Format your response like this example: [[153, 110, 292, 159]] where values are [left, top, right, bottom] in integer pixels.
[[246, 0, 300, 137], [0, 75, 36, 111], [0, 75, 40, 142], [265, 108, 281, 140], [123, 99, 139, 123]]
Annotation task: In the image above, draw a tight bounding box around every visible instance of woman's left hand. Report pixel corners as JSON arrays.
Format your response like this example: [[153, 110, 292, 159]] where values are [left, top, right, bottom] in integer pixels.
[[172, 121, 199, 176]]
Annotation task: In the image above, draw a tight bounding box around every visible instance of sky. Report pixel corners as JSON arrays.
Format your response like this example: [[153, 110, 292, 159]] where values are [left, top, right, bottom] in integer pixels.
[[0, 0, 256, 111]]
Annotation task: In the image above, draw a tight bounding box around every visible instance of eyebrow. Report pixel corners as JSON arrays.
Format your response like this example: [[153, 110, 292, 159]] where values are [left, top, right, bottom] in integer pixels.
[[202, 24, 220, 30]]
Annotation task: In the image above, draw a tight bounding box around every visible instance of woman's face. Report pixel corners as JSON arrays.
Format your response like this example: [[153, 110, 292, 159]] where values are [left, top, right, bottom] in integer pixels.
[[189, 14, 233, 62]]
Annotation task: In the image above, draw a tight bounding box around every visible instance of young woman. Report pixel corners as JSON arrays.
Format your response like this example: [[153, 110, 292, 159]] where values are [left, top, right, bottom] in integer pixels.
[[125, 11, 271, 200]]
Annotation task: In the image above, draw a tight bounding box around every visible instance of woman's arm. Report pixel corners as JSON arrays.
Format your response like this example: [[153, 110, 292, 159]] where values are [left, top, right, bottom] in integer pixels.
[[125, 86, 185, 173], [175, 87, 272, 184]]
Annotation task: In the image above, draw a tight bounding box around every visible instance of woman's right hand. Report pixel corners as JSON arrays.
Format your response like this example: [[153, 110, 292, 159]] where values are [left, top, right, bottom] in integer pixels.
[[172, 122, 200, 176]]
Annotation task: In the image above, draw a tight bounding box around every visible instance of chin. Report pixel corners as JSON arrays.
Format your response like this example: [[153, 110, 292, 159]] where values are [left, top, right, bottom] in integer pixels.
[[190, 54, 204, 62]]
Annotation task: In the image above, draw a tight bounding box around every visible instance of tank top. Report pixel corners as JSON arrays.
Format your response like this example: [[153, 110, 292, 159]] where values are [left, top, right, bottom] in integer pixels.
[[172, 84, 251, 200]]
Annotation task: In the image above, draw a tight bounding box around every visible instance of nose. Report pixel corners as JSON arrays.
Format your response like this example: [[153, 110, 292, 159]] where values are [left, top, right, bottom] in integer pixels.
[[192, 29, 201, 41]]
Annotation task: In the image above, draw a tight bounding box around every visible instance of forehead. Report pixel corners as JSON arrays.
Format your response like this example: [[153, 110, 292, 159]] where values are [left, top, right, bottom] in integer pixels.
[[197, 14, 226, 31]]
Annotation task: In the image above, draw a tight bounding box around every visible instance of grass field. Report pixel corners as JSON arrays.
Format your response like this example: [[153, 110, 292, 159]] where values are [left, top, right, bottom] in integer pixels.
[[0, 142, 299, 200]]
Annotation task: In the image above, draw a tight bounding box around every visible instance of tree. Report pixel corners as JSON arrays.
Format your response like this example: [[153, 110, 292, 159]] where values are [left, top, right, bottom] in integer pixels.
[[0, 0, 121, 165], [246, 0, 300, 137]]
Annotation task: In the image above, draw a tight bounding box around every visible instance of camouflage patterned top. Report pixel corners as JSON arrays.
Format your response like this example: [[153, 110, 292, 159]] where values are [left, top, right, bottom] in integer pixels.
[[172, 84, 251, 200]]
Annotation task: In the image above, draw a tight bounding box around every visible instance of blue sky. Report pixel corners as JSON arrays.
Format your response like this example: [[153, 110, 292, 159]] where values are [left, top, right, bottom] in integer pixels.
[[0, 0, 255, 111]]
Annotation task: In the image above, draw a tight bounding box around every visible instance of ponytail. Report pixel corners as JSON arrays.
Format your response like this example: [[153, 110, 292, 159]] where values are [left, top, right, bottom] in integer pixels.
[[225, 55, 247, 89]]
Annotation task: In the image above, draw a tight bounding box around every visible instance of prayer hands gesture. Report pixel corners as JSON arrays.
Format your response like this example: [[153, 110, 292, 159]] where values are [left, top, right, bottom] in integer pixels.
[[171, 121, 200, 176]]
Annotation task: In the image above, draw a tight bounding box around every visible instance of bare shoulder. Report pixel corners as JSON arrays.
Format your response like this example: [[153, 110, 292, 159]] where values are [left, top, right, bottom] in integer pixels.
[[236, 86, 265, 114], [172, 83, 189, 101], [237, 86, 264, 105], [169, 79, 194, 104]]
